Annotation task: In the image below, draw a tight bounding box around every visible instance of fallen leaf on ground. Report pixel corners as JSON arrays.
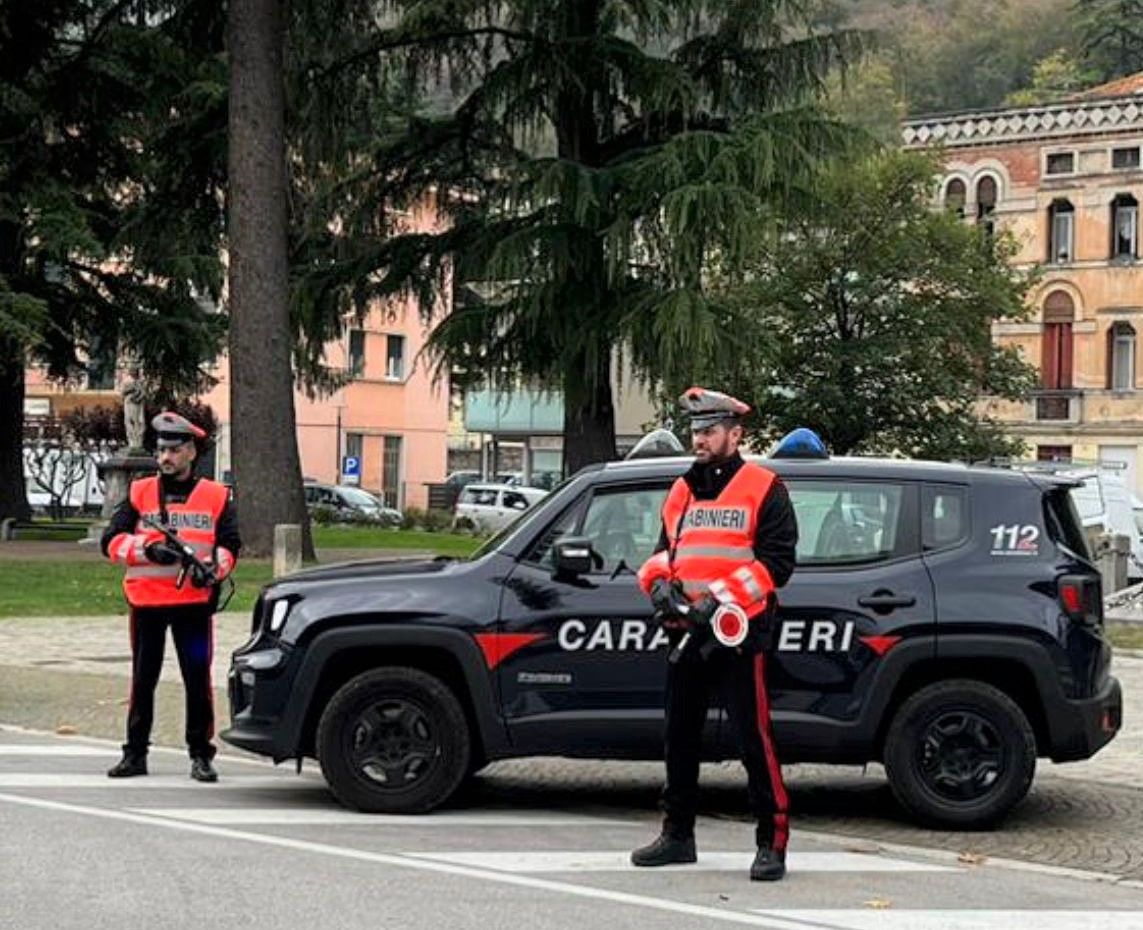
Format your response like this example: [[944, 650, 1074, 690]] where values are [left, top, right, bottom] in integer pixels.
[[55, 724, 77, 735], [863, 898, 893, 909], [958, 851, 988, 865]]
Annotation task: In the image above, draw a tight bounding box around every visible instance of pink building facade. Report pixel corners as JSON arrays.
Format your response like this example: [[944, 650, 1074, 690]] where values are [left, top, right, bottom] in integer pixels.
[[202, 297, 449, 510]]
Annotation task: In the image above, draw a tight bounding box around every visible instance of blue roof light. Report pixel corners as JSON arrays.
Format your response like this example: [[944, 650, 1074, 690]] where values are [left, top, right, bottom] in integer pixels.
[[770, 427, 829, 459]]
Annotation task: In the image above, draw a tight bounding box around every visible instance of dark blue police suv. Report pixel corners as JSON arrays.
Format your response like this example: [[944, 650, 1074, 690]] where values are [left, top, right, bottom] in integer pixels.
[[224, 453, 1122, 828]]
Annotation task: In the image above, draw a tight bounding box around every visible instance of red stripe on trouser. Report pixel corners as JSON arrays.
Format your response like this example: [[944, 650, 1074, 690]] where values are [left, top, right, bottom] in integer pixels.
[[753, 652, 789, 851], [207, 616, 215, 740]]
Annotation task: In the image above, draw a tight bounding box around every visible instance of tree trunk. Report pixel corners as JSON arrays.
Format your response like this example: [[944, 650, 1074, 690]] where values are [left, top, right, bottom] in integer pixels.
[[227, 0, 313, 559], [562, 346, 616, 475], [0, 341, 32, 522]]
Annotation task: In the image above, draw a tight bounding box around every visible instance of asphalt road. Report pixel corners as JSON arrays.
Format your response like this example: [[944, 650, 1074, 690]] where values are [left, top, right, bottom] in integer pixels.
[[2, 729, 1142, 930]]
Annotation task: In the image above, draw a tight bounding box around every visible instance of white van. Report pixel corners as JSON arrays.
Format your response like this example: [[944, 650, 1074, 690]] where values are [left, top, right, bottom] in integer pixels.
[[1064, 467, 1143, 583]]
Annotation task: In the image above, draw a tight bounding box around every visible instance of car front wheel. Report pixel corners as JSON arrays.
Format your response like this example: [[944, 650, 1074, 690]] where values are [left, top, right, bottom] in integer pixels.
[[316, 667, 471, 814], [883, 679, 1036, 829]]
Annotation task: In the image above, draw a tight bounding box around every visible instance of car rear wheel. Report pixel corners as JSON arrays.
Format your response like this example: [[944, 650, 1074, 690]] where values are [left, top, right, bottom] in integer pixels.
[[883, 679, 1036, 829], [316, 667, 471, 814]]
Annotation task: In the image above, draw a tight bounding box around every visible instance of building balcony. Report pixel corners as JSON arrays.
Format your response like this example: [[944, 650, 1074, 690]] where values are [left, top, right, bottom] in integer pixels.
[[982, 388, 1143, 432], [1032, 389, 1082, 423]]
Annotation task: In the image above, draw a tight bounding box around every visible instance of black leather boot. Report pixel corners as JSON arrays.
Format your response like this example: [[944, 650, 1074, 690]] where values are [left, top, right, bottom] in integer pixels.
[[750, 846, 786, 881], [190, 756, 218, 783], [107, 754, 148, 778], [631, 833, 697, 867]]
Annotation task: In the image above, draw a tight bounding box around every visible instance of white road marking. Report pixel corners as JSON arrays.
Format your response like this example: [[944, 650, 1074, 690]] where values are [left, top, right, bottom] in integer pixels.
[[0, 774, 322, 789], [132, 808, 634, 827], [406, 851, 955, 873], [751, 911, 1143, 930], [0, 792, 818, 930], [0, 745, 119, 757]]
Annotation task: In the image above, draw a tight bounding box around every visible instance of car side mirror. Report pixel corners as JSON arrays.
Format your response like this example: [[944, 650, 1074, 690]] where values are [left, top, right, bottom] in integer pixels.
[[552, 536, 600, 577]]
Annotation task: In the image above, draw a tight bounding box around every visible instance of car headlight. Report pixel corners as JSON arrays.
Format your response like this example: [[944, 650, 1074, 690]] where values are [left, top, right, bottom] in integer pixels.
[[269, 598, 292, 633]]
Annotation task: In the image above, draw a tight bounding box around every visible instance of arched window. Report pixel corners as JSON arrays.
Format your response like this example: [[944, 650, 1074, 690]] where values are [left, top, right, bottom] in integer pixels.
[[1112, 194, 1138, 260], [1042, 290, 1075, 389], [1048, 199, 1075, 264], [945, 178, 966, 218], [1108, 321, 1136, 391], [976, 177, 997, 217]]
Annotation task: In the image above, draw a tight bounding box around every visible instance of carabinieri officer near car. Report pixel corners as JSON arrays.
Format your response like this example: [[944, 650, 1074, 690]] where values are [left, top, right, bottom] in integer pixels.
[[633, 387, 798, 881]]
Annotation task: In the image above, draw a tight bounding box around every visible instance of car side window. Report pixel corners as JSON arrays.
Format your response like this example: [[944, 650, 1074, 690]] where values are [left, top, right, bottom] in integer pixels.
[[786, 480, 906, 566], [503, 491, 530, 511], [580, 485, 670, 574], [923, 485, 969, 551]]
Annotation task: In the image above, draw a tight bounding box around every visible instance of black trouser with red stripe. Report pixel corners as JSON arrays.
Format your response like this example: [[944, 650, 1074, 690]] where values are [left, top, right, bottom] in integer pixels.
[[661, 641, 789, 851], [124, 604, 216, 761]]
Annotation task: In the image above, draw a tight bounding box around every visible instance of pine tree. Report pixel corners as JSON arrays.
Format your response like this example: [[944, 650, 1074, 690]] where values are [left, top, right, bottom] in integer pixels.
[[0, 1, 227, 521], [293, 0, 864, 473]]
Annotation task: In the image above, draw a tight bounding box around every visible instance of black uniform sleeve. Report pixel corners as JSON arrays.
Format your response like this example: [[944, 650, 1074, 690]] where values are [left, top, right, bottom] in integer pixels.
[[100, 497, 140, 558], [215, 497, 242, 556], [754, 479, 798, 588]]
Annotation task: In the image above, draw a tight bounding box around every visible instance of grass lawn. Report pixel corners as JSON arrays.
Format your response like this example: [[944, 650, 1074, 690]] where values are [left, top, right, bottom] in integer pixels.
[[311, 525, 484, 557], [0, 560, 275, 617], [0, 530, 482, 617]]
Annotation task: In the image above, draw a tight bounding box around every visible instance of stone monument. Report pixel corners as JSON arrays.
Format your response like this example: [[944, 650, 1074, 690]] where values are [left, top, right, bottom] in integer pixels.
[[90, 369, 157, 533]]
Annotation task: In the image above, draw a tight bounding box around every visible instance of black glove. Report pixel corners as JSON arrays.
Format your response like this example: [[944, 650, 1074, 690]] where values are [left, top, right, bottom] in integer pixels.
[[649, 578, 684, 612], [690, 595, 719, 625], [144, 541, 180, 565], [188, 561, 213, 588]]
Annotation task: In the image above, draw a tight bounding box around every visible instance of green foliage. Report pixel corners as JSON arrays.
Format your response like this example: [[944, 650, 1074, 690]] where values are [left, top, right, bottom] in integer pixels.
[[1006, 48, 1101, 105], [0, 1, 228, 395], [679, 150, 1039, 461], [1074, 0, 1143, 81]]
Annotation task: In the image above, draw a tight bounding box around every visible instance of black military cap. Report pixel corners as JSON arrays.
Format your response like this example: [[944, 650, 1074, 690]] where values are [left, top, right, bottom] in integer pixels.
[[152, 411, 207, 448], [679, 386, 751, 430]]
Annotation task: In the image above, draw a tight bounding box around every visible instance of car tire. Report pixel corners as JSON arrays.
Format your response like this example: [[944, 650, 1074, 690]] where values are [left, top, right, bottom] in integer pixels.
[[316, 667, 471, 814], [883, 679, 1036, 829]]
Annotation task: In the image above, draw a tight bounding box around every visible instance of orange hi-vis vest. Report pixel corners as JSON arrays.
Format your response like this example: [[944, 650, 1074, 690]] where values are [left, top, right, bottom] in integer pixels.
[[107, 476, 232, 608], [638, 463, 778, 617]]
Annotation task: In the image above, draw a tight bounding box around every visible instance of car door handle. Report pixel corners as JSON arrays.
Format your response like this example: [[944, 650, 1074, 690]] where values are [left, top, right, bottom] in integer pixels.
[[857, 592, 916, 610]]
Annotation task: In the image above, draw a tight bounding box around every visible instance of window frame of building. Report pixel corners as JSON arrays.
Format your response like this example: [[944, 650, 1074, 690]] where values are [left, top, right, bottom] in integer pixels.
[[976, 175, 997, 218], [381, 434, 403, 508], [348, 329, 366, 378], [1037, 445, 1073, 463], [1108, 321, 1137, 392], [1044, 151, 1076, 177], [1111, 145, 1141, 170], [1048, 199, 1075, 264], [944, 178, 967, 218], [1041, 290, 1075, 391], [1111, 194, 1139, 261], [385, 333, 406, 381]]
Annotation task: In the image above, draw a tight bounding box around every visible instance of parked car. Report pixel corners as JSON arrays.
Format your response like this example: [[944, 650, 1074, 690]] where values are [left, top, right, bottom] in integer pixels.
[[304, 482, 402, 527], [453, 483, 548, 532], [227, 449, 1121, 827]]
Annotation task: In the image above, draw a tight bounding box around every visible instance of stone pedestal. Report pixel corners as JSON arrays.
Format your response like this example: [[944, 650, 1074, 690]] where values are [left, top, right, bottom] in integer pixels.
[[95, 452, 157, 521]]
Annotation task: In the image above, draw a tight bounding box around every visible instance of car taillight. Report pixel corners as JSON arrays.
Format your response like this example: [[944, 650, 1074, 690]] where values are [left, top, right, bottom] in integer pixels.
[[1058, 573, 1102, 626]]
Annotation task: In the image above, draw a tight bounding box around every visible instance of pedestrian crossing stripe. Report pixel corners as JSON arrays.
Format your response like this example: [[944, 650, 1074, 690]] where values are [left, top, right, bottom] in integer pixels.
[[0, 745, 119, 756], [750, 912, 1143, 930], [133, 808, 634, 827], [0, 774, 322, 789], [404, 851, 956, 873]]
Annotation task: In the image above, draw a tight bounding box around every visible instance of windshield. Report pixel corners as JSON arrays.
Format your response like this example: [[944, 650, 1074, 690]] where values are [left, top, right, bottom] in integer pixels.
[[338, 487, 381, 507]]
